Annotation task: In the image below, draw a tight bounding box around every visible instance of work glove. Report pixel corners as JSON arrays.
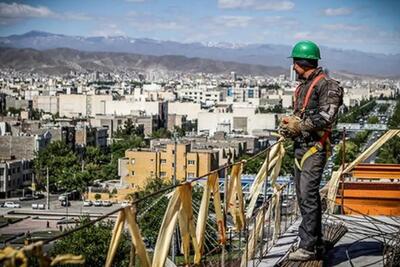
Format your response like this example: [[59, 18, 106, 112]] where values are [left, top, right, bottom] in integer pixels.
[[279, 115, 302, 138]]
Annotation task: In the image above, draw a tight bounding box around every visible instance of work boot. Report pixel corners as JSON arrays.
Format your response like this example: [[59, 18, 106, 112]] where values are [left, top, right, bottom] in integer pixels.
[[316, 239, 332, 257], [288, 248, 315, 261]]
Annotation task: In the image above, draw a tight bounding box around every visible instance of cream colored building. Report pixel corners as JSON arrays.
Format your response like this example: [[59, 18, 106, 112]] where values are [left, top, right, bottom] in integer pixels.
[[104, 100, 161, 116], [120, 143, 219, 191], [33, 95, 59, 114], [197, 110, 276, 136], [167, 102, 202, 120], [59, 94, 112, 117]]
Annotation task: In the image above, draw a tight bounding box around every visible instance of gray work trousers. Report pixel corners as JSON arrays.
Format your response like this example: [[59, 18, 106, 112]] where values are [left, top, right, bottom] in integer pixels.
[[294, 146, 326, 251]]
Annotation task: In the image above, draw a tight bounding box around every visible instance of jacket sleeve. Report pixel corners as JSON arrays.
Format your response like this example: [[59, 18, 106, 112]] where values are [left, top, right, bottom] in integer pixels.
[[300, 79, 343, 132]]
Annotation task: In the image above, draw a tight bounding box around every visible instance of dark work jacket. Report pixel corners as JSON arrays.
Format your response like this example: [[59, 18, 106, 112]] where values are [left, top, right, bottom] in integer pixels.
[[293, 67, 343, 145]]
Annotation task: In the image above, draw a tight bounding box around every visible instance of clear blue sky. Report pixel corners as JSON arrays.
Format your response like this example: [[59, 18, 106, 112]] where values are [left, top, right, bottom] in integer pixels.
[[0, 0, 399, 54]]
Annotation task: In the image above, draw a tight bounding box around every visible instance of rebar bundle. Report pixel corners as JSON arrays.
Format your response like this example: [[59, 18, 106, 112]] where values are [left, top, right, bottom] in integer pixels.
[[384, 229, 400, 267], [277, 222, 348, 267]]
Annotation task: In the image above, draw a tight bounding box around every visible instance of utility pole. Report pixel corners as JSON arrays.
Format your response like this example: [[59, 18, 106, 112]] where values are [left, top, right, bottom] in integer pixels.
[[341, 128, 346, 215], [222, 153, 232, 267], [46, 167, 50, 210], [171, 130, 178, 263], [173, 131, 177, 185], [171, 131, 178, 263], [129, 192, 139, 267]]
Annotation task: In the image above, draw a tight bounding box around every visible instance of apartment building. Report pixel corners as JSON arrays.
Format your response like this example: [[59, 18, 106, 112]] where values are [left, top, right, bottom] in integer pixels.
[[59, 94, 112, 117], [0, 134, 51, 160], [120, 143, 219, 190], [33, 95, 59, 114], [90, 114, 159, 137], [0, 158, 33, 198], [197, 109, 276, 136], [75, 125, 108, 150], [178, 87, 224, 104]]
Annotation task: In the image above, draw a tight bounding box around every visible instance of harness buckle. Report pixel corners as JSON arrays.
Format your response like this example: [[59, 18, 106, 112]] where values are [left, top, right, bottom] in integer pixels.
[[315, 142, 324, 151]]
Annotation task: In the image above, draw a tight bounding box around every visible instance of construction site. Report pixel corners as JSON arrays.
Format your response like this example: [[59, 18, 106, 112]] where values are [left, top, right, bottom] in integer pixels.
[[0, 126, 398, 267]]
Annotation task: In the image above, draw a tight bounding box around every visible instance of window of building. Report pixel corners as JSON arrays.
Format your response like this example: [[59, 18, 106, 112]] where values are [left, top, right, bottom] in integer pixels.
[[131, 171, 135, 176], [131, 159, 135, 165], [172, 163, 175, 167], [160, 172, 166, 177], [188, 160, 195, 165], [188, 173, 195, 178], [0, 168, 3, 176], [160, 159, 166, 164]]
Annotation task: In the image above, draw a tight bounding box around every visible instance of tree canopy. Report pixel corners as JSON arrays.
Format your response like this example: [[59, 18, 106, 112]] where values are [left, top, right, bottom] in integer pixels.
[[50, 217, 131, 267]]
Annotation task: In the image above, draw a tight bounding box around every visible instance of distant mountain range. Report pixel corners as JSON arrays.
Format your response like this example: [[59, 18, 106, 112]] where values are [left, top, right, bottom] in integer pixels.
[[0, 47, 286, 76], [1, 31, 399, 77]]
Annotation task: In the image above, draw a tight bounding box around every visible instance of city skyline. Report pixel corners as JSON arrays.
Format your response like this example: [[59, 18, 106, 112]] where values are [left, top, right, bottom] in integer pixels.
[[0, 0, 399, 54]]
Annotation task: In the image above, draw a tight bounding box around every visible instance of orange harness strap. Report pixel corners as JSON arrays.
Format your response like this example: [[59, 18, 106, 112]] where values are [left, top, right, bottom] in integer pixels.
[[293, 84, 301, 110], [301, 73, 326, 114]]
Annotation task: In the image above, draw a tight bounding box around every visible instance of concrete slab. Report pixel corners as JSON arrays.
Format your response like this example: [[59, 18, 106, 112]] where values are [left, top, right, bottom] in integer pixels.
[[248, 218, 301, 267], [248, 215, 400, 267]]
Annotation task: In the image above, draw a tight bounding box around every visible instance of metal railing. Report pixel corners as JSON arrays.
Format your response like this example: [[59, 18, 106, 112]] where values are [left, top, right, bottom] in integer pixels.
[[1, 139, 301, 267]]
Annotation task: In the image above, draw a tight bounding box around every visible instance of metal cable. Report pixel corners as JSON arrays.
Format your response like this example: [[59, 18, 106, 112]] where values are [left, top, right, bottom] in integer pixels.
[[41, 139, 283, 246]]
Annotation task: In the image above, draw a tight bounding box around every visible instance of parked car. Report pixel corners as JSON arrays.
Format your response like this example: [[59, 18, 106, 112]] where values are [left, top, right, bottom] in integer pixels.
[[32, 203, 46, 209], [19, 195, 34, 201], [93, 200, 102, 207], [58, 190, 80, 202], [102, 200, 112, 207], [83, 200, 92, 207], [4, 202, 21, 208], [34, 193, 45, 200], [61, 200, 71, 207], [58, 194, 67, 202]]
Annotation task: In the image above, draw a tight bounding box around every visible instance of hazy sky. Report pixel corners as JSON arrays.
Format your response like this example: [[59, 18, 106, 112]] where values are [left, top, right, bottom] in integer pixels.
[[0, 0, 399, 54]]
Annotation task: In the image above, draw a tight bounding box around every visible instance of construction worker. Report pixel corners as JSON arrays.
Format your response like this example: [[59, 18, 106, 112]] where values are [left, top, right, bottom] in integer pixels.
[[279, 40, 343, 261]]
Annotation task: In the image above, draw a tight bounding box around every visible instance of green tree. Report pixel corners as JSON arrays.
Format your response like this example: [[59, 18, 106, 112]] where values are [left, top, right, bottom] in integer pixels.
[[136, 177, 171, 247], [241, 154, 263, 174], [339, 100, 376, 123], [151, 128, 172, 139], [34, 141, 79, 191], [7, 107, 22, 116], [352, 131, 370, 147], [334, 141, 359, 169], [115, 119, 144, 138], [50, 217, 130, 266], [173, 126, 186, 138], [378, 104, 389, 114], [367, 116, 379, 124], [389, 98, 400, 128], [30, 109, 43, 120], [377, 136, 400, 164], [182, 120, 197, 133]]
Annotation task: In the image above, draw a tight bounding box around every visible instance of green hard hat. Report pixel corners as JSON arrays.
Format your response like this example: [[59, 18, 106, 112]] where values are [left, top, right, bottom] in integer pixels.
[[290, 40, 321, 60]]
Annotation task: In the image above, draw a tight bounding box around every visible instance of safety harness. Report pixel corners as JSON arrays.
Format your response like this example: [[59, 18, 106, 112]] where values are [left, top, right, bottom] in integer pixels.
[[293, 73, 332, 170]]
